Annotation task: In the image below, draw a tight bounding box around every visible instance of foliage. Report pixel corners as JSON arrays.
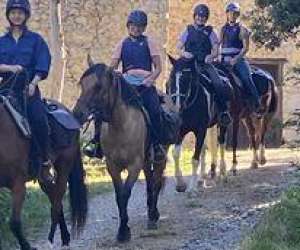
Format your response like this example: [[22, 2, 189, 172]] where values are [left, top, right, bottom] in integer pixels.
[[242, 187, 300, 250], [247, 0, 300, 50]]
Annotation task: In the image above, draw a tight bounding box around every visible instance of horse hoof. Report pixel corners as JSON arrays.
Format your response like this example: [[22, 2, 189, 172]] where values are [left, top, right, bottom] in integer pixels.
[[259, 158, 267, 165], [117, 226, 131, 243], [176, 184, 187, 193], [147, 220, 158, 230], [251, 162, 259, 169], [232, 169, 237, 176]]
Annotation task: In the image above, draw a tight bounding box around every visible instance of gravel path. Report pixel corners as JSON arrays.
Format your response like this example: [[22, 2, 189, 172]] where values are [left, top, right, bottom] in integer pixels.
[[33, 162, 300, 250]]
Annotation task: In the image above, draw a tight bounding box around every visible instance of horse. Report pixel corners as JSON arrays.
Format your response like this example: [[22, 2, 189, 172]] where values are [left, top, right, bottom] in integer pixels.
[[167, 56, 233, 192], [167, 56, 278, 192], [214, 63, 278, 172], [0, 94, 88, 250], [73, 58, 167, 242]]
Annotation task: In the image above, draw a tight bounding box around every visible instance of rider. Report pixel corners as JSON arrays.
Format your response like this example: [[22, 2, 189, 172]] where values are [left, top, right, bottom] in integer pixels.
[[177, 3, 231, 126], [84, 9, 165, 158], [220, 2, 260, 113], [0, 0, 54, 184]]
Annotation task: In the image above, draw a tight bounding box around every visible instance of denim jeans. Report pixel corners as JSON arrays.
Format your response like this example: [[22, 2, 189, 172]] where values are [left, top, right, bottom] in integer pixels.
[[233, 58, 260, 107]]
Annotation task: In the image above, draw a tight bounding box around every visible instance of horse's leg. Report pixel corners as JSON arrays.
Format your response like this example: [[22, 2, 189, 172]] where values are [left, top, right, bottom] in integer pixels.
[[146, 154, 167, 229], [231, 118, 240, 176], [245, 117, 259, 169], [10, 180, 36, 250], [41, 174, 69, 247], [173, 140, 187, 192], [108, 160, 141, 242], [144, 165, 155, 229], [188, 129, 207, 192], [259, 114, 272, 165], [219, 126, 228, 181], [207, 126, 218, 179]]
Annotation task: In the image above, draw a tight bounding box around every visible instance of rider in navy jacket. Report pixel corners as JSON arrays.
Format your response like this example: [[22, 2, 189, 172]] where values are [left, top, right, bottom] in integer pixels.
[[0, 0, 54, 185], [177, 4, 232, 126], [220, 2, 260, 113]]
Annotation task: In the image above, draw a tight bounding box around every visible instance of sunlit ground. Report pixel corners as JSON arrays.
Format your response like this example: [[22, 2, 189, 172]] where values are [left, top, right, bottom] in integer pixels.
[[1, 147, 299, 249]]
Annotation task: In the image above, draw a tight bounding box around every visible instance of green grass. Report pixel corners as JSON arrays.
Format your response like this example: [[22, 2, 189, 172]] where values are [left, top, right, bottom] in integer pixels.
[[241, 186, 300, 250]]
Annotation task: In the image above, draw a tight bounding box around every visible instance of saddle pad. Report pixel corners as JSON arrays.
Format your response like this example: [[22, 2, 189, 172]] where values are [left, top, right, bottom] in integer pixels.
[[44, 99, 80, 130], [0, 95, 31, 138]]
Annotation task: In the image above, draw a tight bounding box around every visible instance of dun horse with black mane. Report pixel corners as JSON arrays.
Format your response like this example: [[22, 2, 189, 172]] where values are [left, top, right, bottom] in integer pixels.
[[73, 58, 167, 242]]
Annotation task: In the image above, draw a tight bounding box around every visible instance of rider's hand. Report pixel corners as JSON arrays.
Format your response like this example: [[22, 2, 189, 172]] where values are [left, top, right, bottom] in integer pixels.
[[182, 51, 194, 59], [205, 55, 214, 64], [142, 78, 154, 87], [9, 65, 23, 74], [28, 83, 37, 97], [229, 57, 239, 66]]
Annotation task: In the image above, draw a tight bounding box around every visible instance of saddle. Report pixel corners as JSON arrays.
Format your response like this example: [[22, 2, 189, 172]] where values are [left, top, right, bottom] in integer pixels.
[[120, 77, 181, 145], [0, 95, 80, 149], [215, 63, 273, 97]]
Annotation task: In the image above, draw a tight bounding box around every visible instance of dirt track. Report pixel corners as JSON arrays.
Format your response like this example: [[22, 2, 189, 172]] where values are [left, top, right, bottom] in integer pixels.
[[33, 156, 300, 250]]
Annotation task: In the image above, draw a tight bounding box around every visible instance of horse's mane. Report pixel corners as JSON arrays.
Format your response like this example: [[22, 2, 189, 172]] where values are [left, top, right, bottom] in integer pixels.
[[84, 63, 142, 109]]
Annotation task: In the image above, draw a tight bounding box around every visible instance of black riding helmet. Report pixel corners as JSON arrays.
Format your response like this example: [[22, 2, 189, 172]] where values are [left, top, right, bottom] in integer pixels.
[[193, 4, 210, 18], [127, 10, 148, 27], [6, 0, 31, 20]]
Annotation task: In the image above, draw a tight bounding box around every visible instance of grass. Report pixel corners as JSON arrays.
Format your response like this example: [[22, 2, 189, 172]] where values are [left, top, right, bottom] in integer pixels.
[[0, 147, 299, 249], [241, 186, 300, 250]]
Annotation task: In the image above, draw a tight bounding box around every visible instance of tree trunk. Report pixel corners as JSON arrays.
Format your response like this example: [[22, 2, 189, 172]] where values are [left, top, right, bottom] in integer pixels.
[[49, 0, 66, 101]]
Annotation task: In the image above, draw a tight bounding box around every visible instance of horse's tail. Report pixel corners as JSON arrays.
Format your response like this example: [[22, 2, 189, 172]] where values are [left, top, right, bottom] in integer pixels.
[[268, 78, 278, 114], [68, 145, 88, 235]]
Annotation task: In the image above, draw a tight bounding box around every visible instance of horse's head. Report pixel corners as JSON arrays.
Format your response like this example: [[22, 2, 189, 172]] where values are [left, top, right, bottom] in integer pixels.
[[73, 55, 115, 125], [166, 55, 195, 110]]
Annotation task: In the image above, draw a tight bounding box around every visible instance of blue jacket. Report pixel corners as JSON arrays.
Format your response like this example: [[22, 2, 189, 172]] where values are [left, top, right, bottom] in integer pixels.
[[0, 27, 51, 82]]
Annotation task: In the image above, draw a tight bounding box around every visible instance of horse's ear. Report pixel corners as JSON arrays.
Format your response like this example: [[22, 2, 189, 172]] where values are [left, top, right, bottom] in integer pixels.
[[167, 54, 176, 66], [87, 54, 94, 67]]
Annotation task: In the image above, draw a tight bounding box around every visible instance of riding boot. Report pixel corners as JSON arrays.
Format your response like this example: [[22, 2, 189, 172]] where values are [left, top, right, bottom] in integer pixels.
[[216, 100, 232, 127], [27, 94, 56, 185], [83, 118, 104, 159]]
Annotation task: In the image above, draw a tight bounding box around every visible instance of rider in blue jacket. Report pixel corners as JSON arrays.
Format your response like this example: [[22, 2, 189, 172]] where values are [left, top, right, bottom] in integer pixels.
[[0, 0, 54, 185]]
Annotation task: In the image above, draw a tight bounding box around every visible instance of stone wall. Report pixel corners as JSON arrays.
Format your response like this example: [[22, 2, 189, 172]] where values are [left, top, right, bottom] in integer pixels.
[[0, 0, 299, 137], [0, 0, 168, 107]]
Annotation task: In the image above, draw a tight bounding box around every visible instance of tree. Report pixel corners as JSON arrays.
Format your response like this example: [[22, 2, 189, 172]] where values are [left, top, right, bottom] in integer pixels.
[[248, 0, 300, 50], [49, 0, 66, 101]]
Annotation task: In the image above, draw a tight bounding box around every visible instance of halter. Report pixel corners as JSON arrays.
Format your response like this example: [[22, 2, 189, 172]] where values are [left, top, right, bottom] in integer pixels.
[[168, 65, 201, 112]]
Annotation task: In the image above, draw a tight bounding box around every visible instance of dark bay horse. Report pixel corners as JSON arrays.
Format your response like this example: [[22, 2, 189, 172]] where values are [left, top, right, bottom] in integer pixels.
[[0, 100, 87, 250], [214, 63, 278, 172], [73, 59, 167, 242], [167, 56, 233, 192], [167, 56, 278, 192]]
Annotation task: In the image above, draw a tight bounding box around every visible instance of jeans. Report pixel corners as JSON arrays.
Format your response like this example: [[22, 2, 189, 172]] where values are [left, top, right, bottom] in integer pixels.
[[233, 58, 260, 107]]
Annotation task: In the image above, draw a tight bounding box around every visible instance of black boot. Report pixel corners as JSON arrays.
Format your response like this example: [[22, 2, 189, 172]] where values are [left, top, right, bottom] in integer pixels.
[[217, 101, 232, 127], [83, 139, 104, 159], [38, 159, 56, 185], [218, 111, 232, 127], [83, 118, 104, 159]]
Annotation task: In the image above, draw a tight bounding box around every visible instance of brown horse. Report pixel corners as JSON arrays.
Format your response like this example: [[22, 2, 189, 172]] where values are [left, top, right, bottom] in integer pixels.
[[0, 101, 88, 250], [73, 58, 167, 242], [215, 64, 278, 173]]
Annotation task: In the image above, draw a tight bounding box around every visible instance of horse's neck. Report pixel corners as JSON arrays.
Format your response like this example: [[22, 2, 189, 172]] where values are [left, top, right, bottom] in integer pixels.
[[110, 99, 132, 130]]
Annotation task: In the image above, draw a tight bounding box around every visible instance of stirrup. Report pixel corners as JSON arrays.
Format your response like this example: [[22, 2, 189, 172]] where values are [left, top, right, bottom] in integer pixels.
[[218, 111, 232, 127], [39, 160, 56, 185], [83, 141, 103, 159]]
